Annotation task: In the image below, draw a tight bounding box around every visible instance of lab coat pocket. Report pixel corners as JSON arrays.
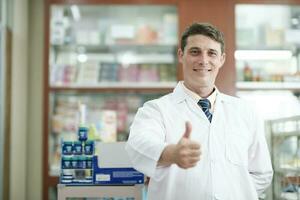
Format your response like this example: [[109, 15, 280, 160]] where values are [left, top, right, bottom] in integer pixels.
[[226, 130, 248, 167]]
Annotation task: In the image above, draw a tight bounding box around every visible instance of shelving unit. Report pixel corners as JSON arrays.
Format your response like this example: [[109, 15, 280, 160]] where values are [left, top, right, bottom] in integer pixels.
[[235, 4, 300, 88], [44, 2, 180, 200], [50, 82, 177, 90], [234, 4, 300, 200], [267, 116, 300, 200]]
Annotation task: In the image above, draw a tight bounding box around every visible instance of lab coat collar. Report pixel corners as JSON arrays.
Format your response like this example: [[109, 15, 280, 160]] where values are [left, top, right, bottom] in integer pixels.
[[171, 82, 187, 104], [171, 82, 231, 104]]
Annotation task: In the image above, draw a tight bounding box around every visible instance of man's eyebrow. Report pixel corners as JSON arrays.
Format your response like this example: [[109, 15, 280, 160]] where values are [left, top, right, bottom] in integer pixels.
[[208, 48, 220, 54], [188, 47, 200, 50], [209, 48, 218, 52], [187, 47, 220, 53]]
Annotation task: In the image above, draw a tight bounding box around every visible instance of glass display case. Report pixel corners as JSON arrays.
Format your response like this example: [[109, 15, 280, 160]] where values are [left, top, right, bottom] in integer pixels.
[[267, 116, 300, 200], [45, 4, 178, 198], [235, 5, 300, 91]]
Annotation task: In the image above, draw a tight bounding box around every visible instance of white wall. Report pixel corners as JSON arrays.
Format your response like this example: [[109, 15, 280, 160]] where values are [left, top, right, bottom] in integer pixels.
[[10, 0, 44, 199], [0, 0, 5, 198], [9, 0, 28, 199], [26, 0, 43, 199]]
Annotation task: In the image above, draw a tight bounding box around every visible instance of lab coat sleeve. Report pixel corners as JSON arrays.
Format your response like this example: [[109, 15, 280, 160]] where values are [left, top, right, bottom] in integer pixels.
[[248, 108, 273, 196], [125, 100, 168, 178]]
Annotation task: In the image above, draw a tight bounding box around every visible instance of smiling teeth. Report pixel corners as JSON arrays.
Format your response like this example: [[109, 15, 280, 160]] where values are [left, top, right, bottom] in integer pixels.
[[193, 69, 210, 71]]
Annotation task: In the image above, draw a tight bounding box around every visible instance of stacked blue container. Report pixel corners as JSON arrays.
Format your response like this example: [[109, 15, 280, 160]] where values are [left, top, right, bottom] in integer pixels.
[[60, 126, 95, 185]]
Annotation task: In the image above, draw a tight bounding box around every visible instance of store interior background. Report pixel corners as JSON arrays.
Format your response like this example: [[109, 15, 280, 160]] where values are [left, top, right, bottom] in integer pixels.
[[1, 0, 300, 200]]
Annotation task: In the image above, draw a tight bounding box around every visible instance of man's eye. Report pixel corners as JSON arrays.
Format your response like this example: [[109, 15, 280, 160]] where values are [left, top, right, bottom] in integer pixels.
[[190, 50, 199, 55], [209, 52, 217, 56]]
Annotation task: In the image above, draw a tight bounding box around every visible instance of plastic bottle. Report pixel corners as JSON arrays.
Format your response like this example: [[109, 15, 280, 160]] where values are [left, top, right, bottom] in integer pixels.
[[243, 62, 253, 81]]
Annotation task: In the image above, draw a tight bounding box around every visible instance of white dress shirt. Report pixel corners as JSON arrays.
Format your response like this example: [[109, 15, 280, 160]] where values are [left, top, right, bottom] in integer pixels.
[[126, 82, 273, 200], [181, 81, 218, 113]]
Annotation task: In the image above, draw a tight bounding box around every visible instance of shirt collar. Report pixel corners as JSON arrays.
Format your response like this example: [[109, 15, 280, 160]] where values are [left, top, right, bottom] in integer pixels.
[[180, 81, 218, 106], [172, 81, 230, 105]]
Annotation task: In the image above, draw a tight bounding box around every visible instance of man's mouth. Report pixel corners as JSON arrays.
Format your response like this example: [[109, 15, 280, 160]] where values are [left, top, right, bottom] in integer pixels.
[[193, 69, 212, 72]]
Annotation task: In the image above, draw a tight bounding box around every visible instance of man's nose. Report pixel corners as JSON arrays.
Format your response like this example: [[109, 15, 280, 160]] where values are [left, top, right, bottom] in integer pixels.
[[198, 53, 209, 66]]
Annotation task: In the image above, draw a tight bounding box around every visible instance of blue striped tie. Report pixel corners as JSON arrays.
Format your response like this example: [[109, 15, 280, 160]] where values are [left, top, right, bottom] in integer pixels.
[[198, 99, 213, 122]]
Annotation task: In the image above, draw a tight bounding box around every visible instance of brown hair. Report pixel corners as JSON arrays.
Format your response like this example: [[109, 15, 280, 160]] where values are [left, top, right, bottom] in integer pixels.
[[180, 22, 225, 53]]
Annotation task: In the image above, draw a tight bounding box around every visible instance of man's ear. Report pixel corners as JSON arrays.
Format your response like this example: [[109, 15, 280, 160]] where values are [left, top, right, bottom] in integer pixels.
[[177, 48, 183, 63], [220, 53, 226, 67]]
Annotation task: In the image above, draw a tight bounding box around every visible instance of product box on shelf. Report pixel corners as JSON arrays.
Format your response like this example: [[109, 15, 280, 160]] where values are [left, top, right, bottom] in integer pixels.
[[59, 126, 144, 186], [93, 142, 144, 185]]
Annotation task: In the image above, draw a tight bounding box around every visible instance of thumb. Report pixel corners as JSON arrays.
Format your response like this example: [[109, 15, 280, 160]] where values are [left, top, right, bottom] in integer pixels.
[[183, 121, 192, 139]]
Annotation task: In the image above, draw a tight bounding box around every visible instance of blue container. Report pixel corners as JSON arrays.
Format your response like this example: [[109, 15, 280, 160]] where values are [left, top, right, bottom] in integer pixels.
[[62, 141, 73, 155], [62, 156, 72, 169], [71, 156, 78, 169], [78, 126, 88, 142], [77, 156, 86, 169], [86, 156, 93, 169], [73, 141, 83, 155], [84, 140, 94, 155]]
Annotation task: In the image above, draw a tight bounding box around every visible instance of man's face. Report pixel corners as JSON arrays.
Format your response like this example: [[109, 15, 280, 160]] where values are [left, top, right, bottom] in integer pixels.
[[178, 34, 225, 92]]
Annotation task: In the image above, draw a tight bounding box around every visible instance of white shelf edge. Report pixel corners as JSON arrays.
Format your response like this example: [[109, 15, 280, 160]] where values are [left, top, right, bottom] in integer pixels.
[[272, 131, 300, 137], [234, 49, 293, 60], [50, 82, 178, 89], [280, 192, 300, 200], [274, 167, 300, 173], [236, 81, 300, 90], [70, 53, 175, 64]]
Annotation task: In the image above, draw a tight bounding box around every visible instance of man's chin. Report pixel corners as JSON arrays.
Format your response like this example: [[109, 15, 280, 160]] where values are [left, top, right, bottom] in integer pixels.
[[194, 80, 211, 88]]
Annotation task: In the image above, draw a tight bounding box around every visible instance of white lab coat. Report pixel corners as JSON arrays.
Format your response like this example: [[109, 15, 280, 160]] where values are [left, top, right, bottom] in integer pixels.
[[126, 83, 273, 200]]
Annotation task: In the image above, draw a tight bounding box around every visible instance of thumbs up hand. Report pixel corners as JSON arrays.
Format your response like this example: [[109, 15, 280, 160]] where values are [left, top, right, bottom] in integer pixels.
[[174, 121, 201, 169], [182, 121, 192, 138], [158, 122, 201, 169]]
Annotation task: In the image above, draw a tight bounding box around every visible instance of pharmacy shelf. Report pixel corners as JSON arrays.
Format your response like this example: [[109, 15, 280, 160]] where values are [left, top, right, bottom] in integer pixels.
[[280, 192, 300, 200], [76, 53, 175, 64], [236, 81, 300, 91], [50, 82, 177, 91], [52, 44, 177, 54], [53, 52, 175, 64], [274, 167, 300, 174], [272, 131, 300, 138]]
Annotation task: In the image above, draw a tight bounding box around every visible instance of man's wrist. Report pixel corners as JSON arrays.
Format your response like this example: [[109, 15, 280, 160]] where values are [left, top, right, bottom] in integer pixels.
[[158, 144, 177, 166]]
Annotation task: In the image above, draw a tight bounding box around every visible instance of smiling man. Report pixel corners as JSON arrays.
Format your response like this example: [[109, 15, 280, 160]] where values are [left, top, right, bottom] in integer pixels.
[[126, 23, 273, 200]]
